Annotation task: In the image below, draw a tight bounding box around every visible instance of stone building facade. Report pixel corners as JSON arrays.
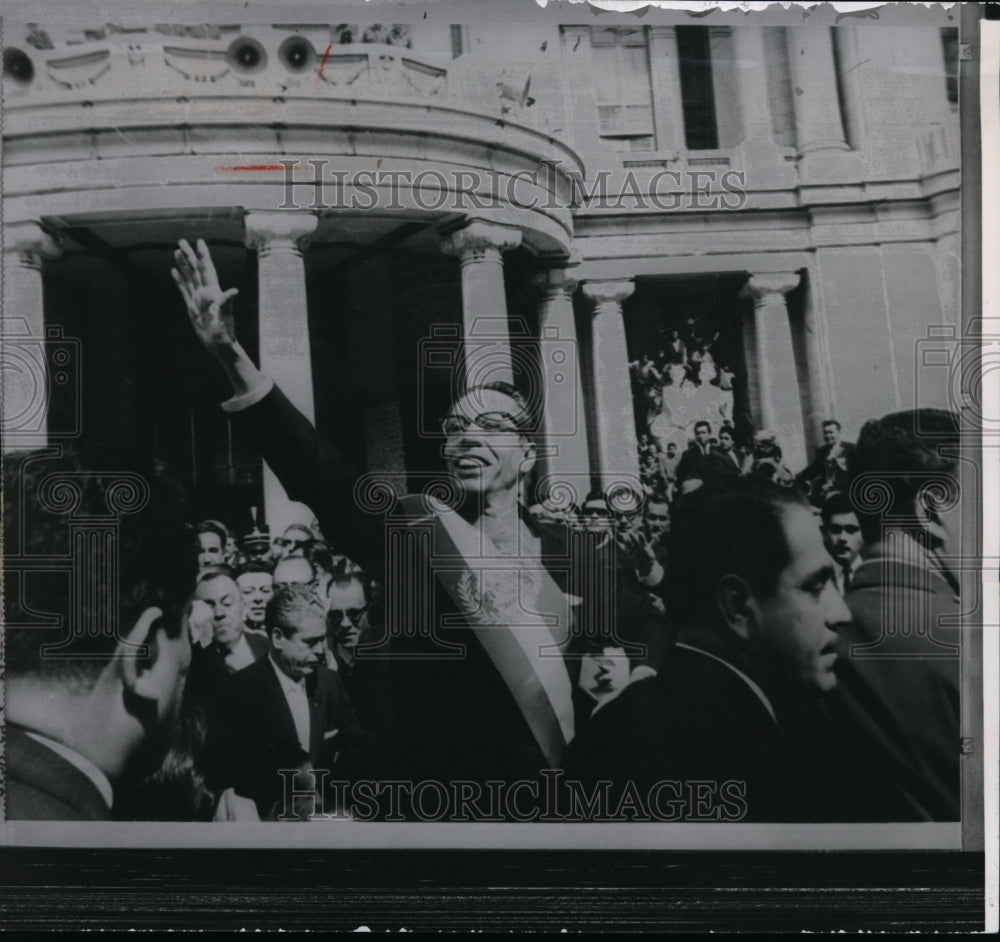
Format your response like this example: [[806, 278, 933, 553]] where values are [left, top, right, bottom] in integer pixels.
[[2, 12, 960, 531]]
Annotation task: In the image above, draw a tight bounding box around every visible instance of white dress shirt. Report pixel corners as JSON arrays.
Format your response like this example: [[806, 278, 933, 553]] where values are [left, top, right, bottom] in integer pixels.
[[268, 655, 311, 753]]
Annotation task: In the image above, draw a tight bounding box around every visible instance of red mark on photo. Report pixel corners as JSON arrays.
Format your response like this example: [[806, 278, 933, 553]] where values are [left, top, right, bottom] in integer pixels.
[[318, 43, 333, 79]]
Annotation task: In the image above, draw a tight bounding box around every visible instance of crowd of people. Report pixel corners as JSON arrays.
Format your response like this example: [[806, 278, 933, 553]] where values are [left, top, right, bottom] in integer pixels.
[[5, 238, 964, 825]]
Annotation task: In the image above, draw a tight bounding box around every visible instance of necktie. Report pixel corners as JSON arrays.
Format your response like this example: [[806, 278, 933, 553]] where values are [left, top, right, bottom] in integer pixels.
[[841, 566, 852, 593]]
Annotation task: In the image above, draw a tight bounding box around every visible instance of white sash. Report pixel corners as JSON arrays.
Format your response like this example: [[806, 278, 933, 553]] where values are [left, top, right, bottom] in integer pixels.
[[426, 498, 576, 766]]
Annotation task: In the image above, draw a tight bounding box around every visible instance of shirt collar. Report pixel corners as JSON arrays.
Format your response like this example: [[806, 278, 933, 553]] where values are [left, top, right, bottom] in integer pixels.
[[23, 730, 114, 810], [268, 653, 305, 692], [675, 642, 778, 725]]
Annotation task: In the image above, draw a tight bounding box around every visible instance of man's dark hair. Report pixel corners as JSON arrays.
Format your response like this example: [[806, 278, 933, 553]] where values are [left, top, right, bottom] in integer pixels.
[[849, 408, 961, 544], [4, 448, 195, 689], [235, 558, 273, 578], [265, 582, 326, 639], [694, 420, 711, 433], [666, 478, 808, 624], [466, 380, 540, 437], [823, 419, 842, 432], [194, 519, 227, 547], [820, 490, 857, 526]]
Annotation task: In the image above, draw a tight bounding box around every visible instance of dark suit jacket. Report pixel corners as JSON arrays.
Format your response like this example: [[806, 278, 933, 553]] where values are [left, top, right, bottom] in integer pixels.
[[564, 644, 834, 822], [212, 656, 371, 819], [7, 725, 110, 820], [705, 446, 744, 481], [824, 536, 961, 821], [798, 441, 855, 488], [232, 385, 666, 786], [675, 443, 712, 483], [186, 631, 269, 716]]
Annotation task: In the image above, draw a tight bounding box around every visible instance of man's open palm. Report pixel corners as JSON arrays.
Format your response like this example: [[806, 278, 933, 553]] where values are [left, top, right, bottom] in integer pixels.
[[171, 238, 240, 353]]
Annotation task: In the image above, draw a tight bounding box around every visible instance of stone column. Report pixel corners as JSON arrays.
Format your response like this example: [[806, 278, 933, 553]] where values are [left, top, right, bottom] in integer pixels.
[[244, 210, 319, 532], [440, 219, 522, 389], [2, 222, 62, 452], [785, 27, 850, 161], [581, 280, 639, 488], [730, 26, 793, 187], [533, 263, 590, 494], [647, 26, 686, 154], [740, 271, 807, 471]]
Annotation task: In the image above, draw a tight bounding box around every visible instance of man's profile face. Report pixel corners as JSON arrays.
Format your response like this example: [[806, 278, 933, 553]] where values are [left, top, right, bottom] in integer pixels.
[[754, 505, 851, 694], [273, 556, 314, 588], [271, 615, 327, 679], [443, 389, 534, 498], [694, 424, 710, 445], [237, 571, 273, 627], [821, 512, 863, 569], [194, 575, 244, 652], [196, 532, 224, 572], [327, 579, 368, 651], [823, 423, 841, 446]]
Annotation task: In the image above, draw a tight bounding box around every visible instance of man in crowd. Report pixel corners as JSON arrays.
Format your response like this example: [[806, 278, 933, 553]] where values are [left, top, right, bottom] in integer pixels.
[[172, 237, 664, 791], [5, 448, 195, 820], [566, 479, 852, 822], [797, 419, 855, 503], [826, 409, 962, 821], [186, 566, 268, 711], [272, 554, 318, 589], [707, 424, 748, 481], [676, 420, 713, 492], [325, 560, 395, 765], [195, 519, 228, 573], [819, 491, 863, 596], [213, 584, 370, 819], [235, 559, 274, 637], [273, 522, 313, 559]]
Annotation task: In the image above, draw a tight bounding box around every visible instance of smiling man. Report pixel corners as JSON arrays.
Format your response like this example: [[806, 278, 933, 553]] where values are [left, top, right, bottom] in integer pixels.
[[172, 238, 664, 798], [566, 479, 852, 822]]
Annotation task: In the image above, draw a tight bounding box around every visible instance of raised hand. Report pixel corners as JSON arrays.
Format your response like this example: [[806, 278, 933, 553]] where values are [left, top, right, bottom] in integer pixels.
[[614, 526, 657, 579], [171, 238, 240, 356]]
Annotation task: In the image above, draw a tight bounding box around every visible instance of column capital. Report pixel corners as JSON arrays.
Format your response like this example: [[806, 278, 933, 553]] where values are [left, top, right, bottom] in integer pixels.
[[440, 219, 522, 260], [740, 271, 800, 304], [5, 222, 62, 270], [531, 258, 581, 297], [581, 279, 635, 308], [244, 211, 318, 258]]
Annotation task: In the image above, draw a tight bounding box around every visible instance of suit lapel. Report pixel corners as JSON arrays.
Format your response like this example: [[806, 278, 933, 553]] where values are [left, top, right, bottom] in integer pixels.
[[260, 659, 302, 752], [307, 671, 329, 760]]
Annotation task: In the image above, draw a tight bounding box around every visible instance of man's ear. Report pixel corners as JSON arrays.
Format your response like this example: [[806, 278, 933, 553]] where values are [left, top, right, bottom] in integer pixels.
[[520, 438, 537, 474], [715, 574, 759, 642], [120, 607, 180, 706]]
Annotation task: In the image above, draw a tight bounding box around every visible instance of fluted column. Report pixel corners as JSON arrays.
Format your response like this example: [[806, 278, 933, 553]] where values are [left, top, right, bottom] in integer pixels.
[[581, 280, 639, 487], [532, 263, 590, 492], [2, 222, 62, 452], [440, 219, 522, 388], [647, 26, 686, 154], [786, 27, 850, 161], [740, 271, 807, 471], [244, 210, 318, 532]]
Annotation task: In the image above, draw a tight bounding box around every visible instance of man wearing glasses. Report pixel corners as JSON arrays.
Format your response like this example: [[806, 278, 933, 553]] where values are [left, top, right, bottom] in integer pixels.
[[173, 239, 664, 797]]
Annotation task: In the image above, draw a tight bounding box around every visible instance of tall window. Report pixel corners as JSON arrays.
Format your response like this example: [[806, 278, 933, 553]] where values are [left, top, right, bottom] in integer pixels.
[[941, 27, 958, 106], [591, 27, 656, 153], [675, 25, 719, 150]]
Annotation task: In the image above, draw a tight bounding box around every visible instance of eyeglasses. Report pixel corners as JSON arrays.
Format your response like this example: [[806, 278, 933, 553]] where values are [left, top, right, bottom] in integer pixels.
[[441, 412, 521, 436], [824, 523, 860, 535], [329, 606, 369, 625], [274, 537, 308, 550]]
